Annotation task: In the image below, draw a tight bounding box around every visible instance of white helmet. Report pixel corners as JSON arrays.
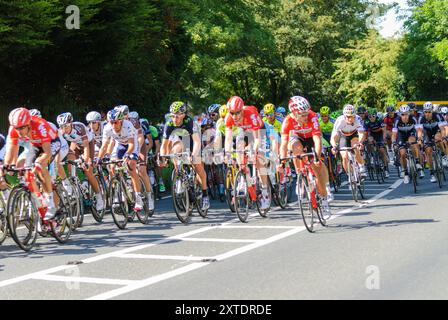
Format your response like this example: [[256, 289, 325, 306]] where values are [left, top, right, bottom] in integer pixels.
[[343, 104, 356, 117], [115, 105, 129, 116], [399, 104, 410, 114], [288, 96, 311, 113], [441, 106, 448, 115], [86, 111, 102, 123], [423, 101, 433, 111], [57, 112, 73, 126], [29, 109, 42, 118], [128, 111, 139, 119]]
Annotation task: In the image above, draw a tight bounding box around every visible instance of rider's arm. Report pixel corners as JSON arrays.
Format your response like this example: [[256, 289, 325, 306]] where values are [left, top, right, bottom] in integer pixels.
[[160, 139, 169, 157], [126, 137, 135, 155], [146, 134, 154, 151], [3, 142, 19, 166], [313, 135, 322, 158], [98, 137, 111, 159], [82, 139, 91, 163], [192, 132, 201, 159], [35, 142, 52, 166], [224, 127, 233, 154], [279, 134, 289, 160]]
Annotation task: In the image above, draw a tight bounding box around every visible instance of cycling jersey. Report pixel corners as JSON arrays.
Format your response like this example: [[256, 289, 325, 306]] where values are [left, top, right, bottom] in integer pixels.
[[364, 119, 385, 135], [162, 116, 199, 140], [0, 134, 5, 161], [225, 106, 263, 132], [8, 116, 58, 147], [318, 118, 335, 134], [90, 122, 105, 149], [417, 113, 447, 138], [263, 117, 282, 134], [103, 120, 139, 158], [281, 111, 321, 139], [332, 115, 365, 137], [128, 117, 143, 136], [61, 122, 94, 146], [384, 113, 399, 131]]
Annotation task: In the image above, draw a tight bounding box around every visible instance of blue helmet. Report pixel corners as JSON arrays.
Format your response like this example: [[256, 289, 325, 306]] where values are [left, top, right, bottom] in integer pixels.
[[107, 109, 125, 121], [207, 104, 221, 115], [276, 106, 286, 115]]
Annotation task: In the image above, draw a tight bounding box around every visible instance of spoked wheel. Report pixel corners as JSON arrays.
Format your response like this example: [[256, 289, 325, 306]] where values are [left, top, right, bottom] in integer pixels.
[[234, 171, 249, 223], [315, 197, 327, 227], [194, 182, 208, 218], [136, 177, 153, 225], [171, 169, 190, 224], [409, 157, 418, 193], [347, 165, 358, 202], [434, 152, 443, 189], [206, 166, 217, 200], [297, 175, 314, 233], [225, 167, 236, 213], [109, 178, 129, 229], [0, 192, 8, 245], [50, 184, 73, 244], [276, 171, 288, 209], [7, 187, 39, 251]]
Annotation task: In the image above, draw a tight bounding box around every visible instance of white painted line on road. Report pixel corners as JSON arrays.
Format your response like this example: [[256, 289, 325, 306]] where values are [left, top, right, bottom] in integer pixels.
[[32, 274, 137, 286], [175, 237, 258, 243], [114, 254, 211, 261], [217, 225, 296, 229], [87, 262, 210, 300], [0, 265, 76, 289], [86, 226, 306, 300]]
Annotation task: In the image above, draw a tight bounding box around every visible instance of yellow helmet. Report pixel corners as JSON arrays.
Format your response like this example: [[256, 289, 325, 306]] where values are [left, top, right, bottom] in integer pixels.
[[219, 104, 228, 118], [264, 103, 275, 115], [320, 106, 330, 116]]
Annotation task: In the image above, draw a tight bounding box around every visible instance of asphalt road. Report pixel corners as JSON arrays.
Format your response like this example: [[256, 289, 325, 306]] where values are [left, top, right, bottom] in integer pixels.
[[1, 168, 448, 300]]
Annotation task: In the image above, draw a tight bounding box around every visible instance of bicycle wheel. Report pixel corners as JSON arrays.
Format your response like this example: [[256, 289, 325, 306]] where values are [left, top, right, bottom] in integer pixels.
[[0, 196, 8, 245], [347, 163, 358, 202], [90, 175, 106, 223], [297, 175, 314, 233], [356, 168, 365, 200], [206, 166, 217, 200], [225, 166, 236, 213], [172, 169, 190, 224], [136, 177, 152, 224], [109, 177, 129, 229], [7, 187, 38, 251], [216, 165, 226, 202], [434, 151, 443, 188], [315, 198, 327, 227], [234, 171, 249, 223], [50, 184, 73, 244], [194, 181, 208, 218], [277, 172, 288, 209], [327, 155, 338, 193]]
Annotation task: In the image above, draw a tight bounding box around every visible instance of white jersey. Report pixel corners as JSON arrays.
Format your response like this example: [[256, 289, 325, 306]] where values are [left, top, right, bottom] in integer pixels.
[[89, 122, 106, 148], [332, 115, 365, 138], [103, 120, 138, 146], [0, 133, 6, 161]]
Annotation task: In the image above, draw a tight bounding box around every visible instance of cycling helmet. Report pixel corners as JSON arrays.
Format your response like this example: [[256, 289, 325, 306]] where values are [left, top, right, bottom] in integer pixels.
[[128, 111, 139, 119], [264, 103, 275, 115], [115, 105, 129, 116], [86, 111, 102, 123], [320, 106, 330, 116], [376, 112, 383, 119], [227, 96, 244, 113], [57, 112, 74, 127], [386, 105, 395, 113], [357, 106, 367, 114], [441, 106, 448, 115], [343, 104, 356, 117], [408, 103, 416, 109], [219, 105, 228, 118], [107, 109, 125, 121], [276, 106, 286, 115], [288, 96, 311, 114], [399, 104, 410, 114], [9, 108, 31, 128], [331, 111, 341, 119], [207, 104, 220, 115], [29, 109, 42, 118], [423, 101, 433, 111], [170, 101, 187, 114]]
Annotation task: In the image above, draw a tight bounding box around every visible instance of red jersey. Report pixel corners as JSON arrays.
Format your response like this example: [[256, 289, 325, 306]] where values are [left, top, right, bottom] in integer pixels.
[[383, 113, 398, 131], [281, 111, 321, 139], [8, 116, 58, 147], [225, 106, 263, 131]]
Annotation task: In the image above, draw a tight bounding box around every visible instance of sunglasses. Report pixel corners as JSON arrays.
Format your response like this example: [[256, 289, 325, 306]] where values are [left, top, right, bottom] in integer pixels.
[[401, 113, 409, 116], [266, 113, 275, 117], [230, 111, 242, 116], [210, 113, 218, 117], [15, 125, 28, 131], [60, 123, 71, 129], [171, 113, 185, 118], [110, 120, 122, 125], [424, 111, 432, 114]]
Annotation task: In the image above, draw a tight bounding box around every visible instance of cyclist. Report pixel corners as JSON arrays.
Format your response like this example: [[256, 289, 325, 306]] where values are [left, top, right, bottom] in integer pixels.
[[357, 106, 368, 126], [159, 101, 210, 211], [98, 108, 145, 211], [441, 106, 448, 167], [86, 111, 104, 156], [279, 96, 331, 213], [331, 104, 367, 177], [263, 104, 282, 135], [0, 133, 7, 195], [224, 96, 270, 210], [318, 106, 334, 146], [275, 106, 287, 123], [56, 112, 105, 211], [128, 111, 155, 210], [384, 105, 399, 152], [364, 110, 390, 178], [3, 108, 61, 220], [416, 102, 447, 183], [29, 109, 72, 194], [392, 104, 424, 183], [140, 117, 166, 193]]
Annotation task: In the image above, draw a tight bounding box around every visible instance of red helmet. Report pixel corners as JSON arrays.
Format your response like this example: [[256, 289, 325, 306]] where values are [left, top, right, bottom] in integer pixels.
[[9, 108, 31, 128], [227, 96, 244, 113], [288, 96, 311, 114]]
